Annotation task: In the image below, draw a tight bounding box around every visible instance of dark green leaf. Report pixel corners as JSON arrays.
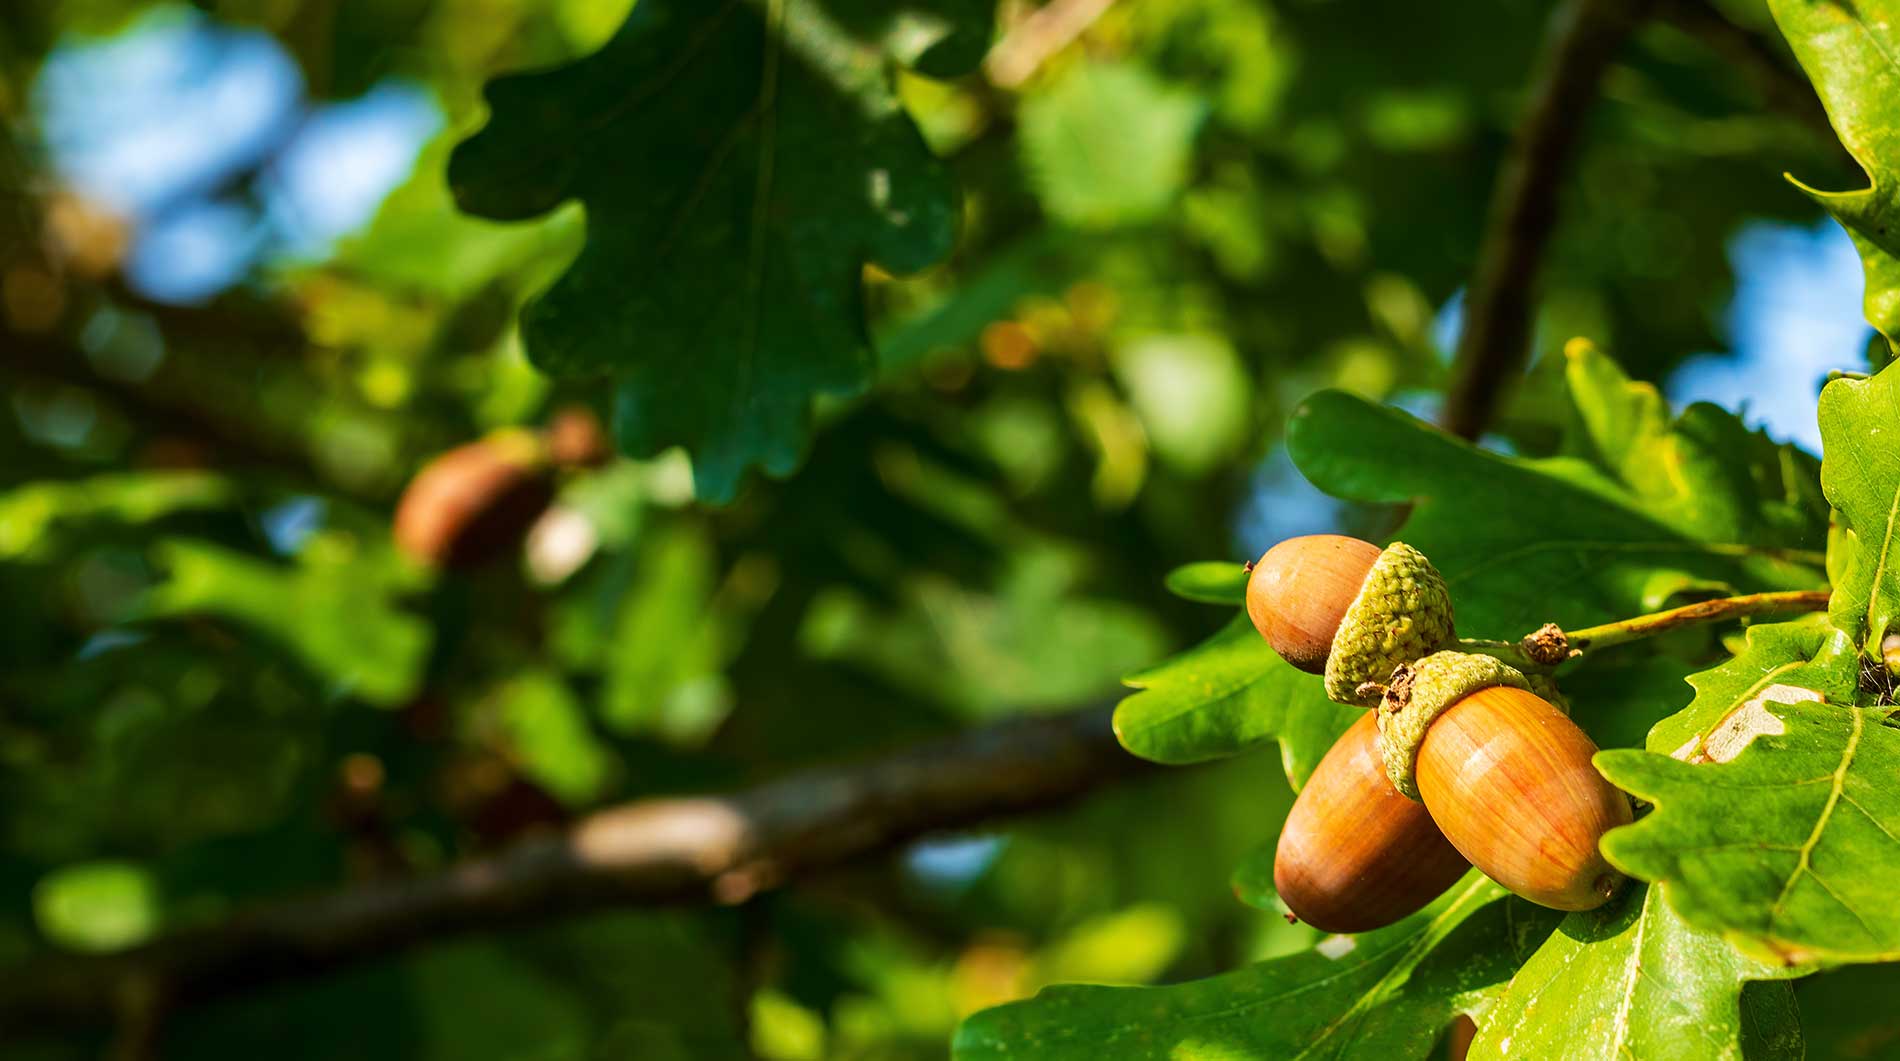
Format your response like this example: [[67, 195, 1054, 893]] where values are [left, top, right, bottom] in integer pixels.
[[450, 0, 988, 500], [1287, 346, 1826, 638]]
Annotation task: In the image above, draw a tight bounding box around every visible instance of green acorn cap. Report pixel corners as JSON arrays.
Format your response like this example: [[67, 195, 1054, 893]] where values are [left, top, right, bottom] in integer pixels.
[[1323, 542, 1456, 706], [1376, 651, 1536, 799]]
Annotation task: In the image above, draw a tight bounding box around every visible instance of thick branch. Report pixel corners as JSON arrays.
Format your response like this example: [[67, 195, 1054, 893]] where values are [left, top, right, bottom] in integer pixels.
[[0, 702, 1153, 1032], [1441, 0, 1651, 440]]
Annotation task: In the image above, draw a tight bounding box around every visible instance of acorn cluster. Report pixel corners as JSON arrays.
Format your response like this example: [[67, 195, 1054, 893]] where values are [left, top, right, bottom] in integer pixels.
[[1250, 535, 1631, 932]]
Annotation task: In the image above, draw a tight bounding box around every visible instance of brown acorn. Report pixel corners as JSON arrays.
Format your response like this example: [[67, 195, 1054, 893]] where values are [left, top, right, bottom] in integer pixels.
[[1414, 684, 1631, 910], [393, 433, 554, 569], [1246, 534, 1383, 673], [1274, 711, 1470, 932], [544, 405, 610, 469]]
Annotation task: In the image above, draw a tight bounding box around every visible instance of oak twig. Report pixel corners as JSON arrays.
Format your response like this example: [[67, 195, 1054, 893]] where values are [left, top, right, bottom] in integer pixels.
[[1456, 588, 1832, 671], [1441, 0, 1651, 440], [1559, 589, 1832, 652], [0, 703, 1152, 1033]]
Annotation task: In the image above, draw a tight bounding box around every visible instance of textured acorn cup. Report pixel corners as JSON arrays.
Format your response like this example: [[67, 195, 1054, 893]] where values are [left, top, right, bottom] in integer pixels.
[[393, 436, 554, 569], [1275, 712, 1470, 932], [1416, 685, 1633, 911], [1246, 535, 1383, 674]]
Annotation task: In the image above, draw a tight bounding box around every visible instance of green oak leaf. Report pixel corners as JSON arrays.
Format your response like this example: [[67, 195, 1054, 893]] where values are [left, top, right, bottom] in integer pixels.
[[1599, 698, 1900, 964], [953, 874, 1561, 1061], [1112, 615, 1359, 788], [1470, 885, 1804, 1061], [1287, 346, 1826, 638], [1769, 0, 1900, 351], [1641, 618, 1859, 759], [1817, 368, 1900, 653], [449, 0, 987, 500], [1162, 561, 1249, 605]]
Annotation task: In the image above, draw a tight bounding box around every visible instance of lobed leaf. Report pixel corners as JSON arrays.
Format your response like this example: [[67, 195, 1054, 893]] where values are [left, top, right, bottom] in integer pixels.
[[1598, 698, 1900, 964], [1640, 618, 1860, 759], [450, 0, 988, 500]]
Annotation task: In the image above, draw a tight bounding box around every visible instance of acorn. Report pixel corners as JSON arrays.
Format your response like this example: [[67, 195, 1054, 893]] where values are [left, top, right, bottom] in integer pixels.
[[1274, 710, 1470, 933], [1379, 652, 1632, 911], [1246, 535, 1456, 705], [393, 430, 555, 569], [545, 404, 611, 469]]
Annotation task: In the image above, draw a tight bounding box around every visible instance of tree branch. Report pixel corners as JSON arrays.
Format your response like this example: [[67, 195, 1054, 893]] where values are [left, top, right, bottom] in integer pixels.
[[0, 702, 1155, 1033], [1441, 0, 1651, 440]]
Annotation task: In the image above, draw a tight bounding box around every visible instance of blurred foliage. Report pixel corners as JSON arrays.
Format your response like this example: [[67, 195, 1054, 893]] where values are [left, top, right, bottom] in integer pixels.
[[0, 0, 1885, 1056]]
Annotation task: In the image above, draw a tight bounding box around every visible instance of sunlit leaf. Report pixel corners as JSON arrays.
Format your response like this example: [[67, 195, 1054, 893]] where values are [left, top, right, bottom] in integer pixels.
[[1599, 698, 1900, 964], [1470, 885, 1804, 1061], [33, 860, 159, 953], [1816, 368, 1900, 653], [495, 669, 616, 806], [1639, 618, 1858, 759]]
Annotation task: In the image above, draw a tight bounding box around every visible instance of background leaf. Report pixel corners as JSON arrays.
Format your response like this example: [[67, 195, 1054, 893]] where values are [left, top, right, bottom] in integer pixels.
[[1018, 60, 1206, 229], [1161, 561, 1248, 605], [143, 536, 430, 706], [450, 0, 988, 499]]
